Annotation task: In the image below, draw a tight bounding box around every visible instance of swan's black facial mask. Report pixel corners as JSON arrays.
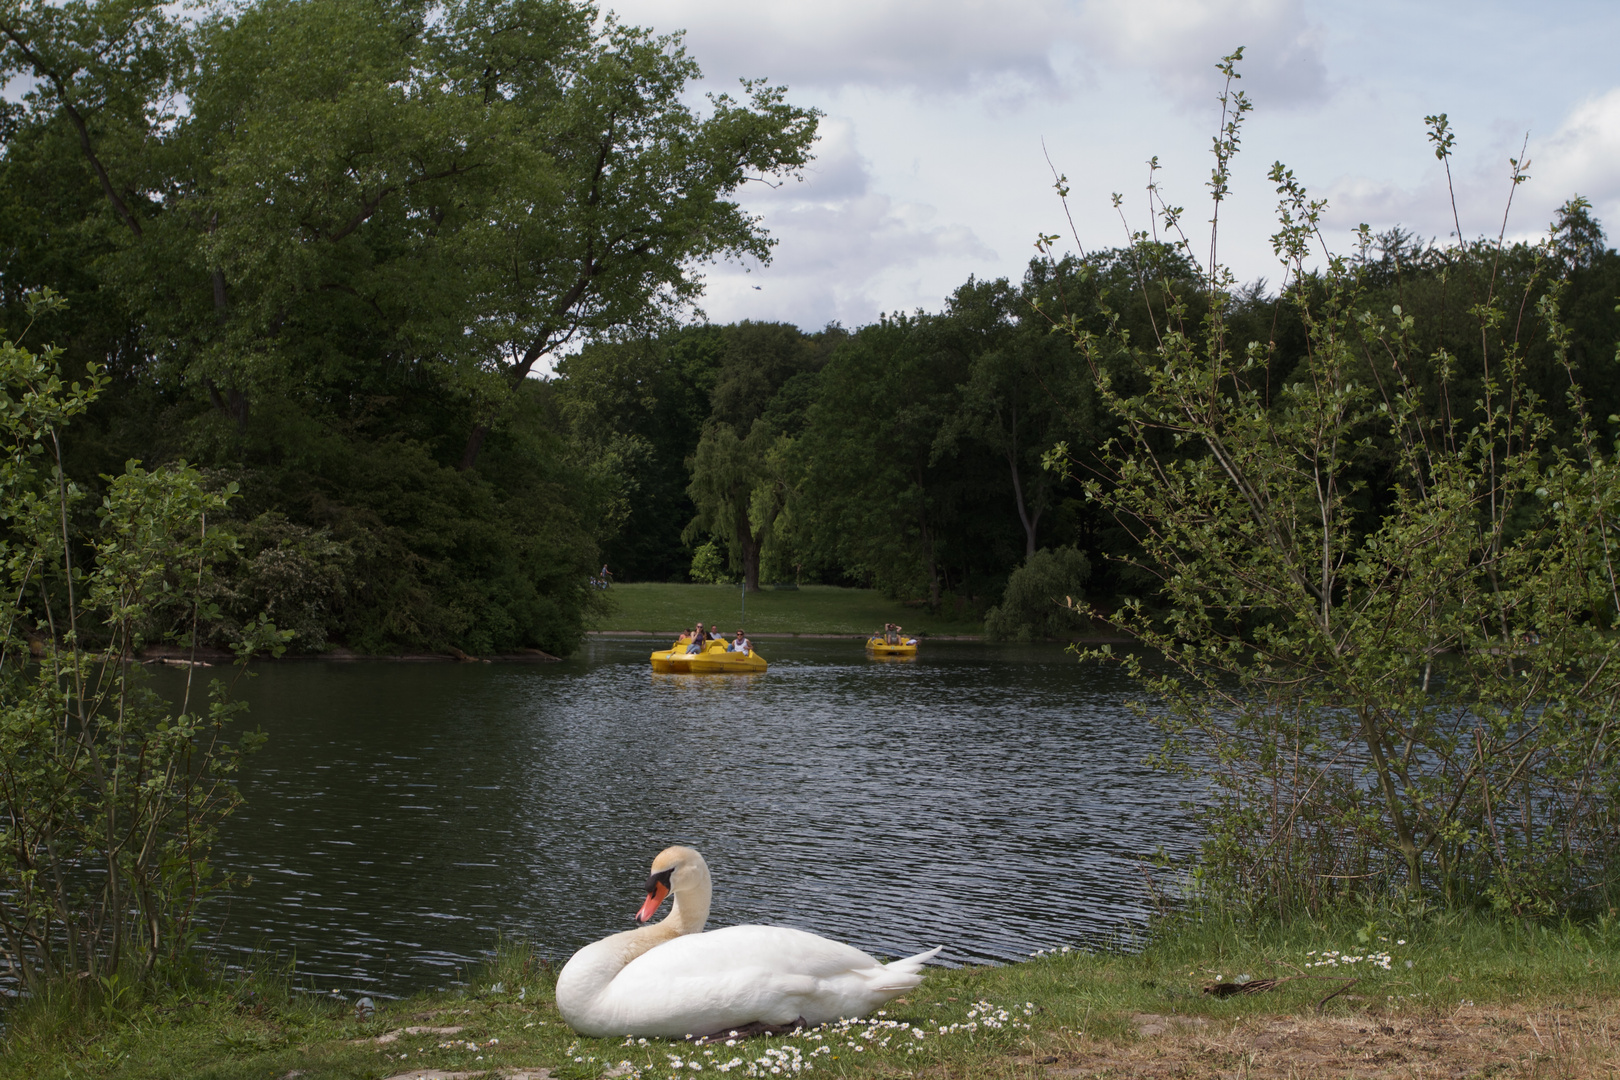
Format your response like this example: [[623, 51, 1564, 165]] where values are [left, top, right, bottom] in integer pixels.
[[635, 868, 674, 924]]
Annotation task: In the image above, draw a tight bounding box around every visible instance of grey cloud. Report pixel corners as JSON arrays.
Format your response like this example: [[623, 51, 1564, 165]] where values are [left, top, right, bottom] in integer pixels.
[[790, 118, 870, 201], [609, 0, 1325, 108], [608, 0, 1073, 94]]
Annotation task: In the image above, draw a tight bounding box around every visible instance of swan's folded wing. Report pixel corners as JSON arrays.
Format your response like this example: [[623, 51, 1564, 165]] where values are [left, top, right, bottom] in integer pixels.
[[613, 926, 941, 1029], [624, 925, 876, 981]]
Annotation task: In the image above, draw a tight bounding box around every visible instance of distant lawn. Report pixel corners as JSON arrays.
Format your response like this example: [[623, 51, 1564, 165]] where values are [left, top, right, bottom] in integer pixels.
[[589, 582, 984, 636]]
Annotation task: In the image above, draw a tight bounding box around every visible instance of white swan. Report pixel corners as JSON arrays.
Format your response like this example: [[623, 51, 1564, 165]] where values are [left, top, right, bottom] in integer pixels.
[[554, 846, 943, 1039]]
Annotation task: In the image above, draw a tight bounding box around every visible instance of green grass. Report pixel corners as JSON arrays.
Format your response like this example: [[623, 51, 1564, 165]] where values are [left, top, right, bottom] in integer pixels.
[[7, 911, 1618, 1080], [590, 582, 985, 637]]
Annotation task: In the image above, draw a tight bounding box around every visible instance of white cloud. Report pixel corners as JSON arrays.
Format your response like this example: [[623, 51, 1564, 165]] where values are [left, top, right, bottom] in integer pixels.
[[1533, 88, 1620, 230], [1078, 0, 1326, 109], [1322, 88, 1620, 251], [590, 1, 1611, 326], [694, 118, 996, 327]]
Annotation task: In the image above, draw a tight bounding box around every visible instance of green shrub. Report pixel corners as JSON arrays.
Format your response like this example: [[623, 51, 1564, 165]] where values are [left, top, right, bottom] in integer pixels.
[[0, 303, 270, 990], [984, 546, 1092, 641], [1048, 59, 1620, 916], [202, 511, 354, 652]]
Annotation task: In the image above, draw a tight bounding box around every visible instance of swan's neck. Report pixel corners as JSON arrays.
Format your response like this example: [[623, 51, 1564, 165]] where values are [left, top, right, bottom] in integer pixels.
[[661, 872, 711, 936], [555, 853, 717, 1034], [557, 871, 711, 1004]]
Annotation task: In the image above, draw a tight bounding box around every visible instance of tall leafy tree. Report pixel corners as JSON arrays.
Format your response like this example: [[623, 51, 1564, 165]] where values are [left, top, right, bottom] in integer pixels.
[[789, 314, 990, 605], [0, 0, 820, 653], [553, 327, 725, 580], [679, 321, 833, 590], [935, 274, 1082, 558]]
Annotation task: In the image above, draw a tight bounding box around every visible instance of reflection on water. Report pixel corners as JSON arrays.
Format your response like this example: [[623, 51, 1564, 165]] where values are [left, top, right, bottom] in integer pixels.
[[206, 639, 1197, 995]]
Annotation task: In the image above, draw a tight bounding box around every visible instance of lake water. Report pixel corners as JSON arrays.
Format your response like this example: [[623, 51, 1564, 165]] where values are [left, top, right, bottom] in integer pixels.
[[205, 638, 1198, 996]]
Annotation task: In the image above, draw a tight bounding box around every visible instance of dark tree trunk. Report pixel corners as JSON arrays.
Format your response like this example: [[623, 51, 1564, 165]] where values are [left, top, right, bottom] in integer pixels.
[[1007, 450, 1040, 558], [460, 423, 489, 471], [204, 379, 249, 434], [738, 526, 762, 593]]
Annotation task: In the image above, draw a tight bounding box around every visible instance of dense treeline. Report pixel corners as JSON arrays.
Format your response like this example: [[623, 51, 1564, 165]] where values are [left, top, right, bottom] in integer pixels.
[[558, 205, 1620, 640]]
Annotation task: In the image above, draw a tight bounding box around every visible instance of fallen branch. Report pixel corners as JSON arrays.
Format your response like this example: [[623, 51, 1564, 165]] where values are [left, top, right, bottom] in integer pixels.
[[1201, 974, 1361, 1013]]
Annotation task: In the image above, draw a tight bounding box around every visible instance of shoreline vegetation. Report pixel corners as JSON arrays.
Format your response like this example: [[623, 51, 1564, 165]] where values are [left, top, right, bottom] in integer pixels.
[[4, 910, 1617, 1078], [143, 584, 1117, 659]]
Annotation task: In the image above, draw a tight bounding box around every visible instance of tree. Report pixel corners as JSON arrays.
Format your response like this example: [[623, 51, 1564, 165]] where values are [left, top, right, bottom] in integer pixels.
[[935, 274, 1082, 558], [684, 418, 789, 592], [0, 0, 820, 654], [790, 315, 978, 606], [429, 13, 822, 469], [983, 546, 1092, 641], [554, 329, 724, 580], [672, 321, 833, 591], [1051, 65, 1620, 915]]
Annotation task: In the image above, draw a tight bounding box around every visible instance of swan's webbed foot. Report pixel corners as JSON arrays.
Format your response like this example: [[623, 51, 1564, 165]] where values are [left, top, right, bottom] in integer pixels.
[[688, 1017, 808, 1045]]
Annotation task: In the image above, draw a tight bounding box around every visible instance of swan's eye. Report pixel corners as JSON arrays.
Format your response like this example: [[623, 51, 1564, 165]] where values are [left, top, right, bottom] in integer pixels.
[[645, 868, 673, 894]]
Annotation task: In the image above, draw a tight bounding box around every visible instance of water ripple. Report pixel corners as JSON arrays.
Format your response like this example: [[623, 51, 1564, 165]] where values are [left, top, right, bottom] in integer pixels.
[[207, 639, 1196, 994]]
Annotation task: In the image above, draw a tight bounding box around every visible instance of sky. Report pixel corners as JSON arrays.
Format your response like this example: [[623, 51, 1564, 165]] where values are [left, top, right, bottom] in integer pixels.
[[604, 0, 1620, 332]]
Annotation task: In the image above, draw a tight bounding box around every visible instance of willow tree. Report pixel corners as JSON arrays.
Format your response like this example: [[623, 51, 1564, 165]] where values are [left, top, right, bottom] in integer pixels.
[[684, 419, 790, 592]]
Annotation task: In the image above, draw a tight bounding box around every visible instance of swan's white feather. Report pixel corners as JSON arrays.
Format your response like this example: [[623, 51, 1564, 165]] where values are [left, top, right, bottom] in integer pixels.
[[555, 847, 943, 1038], [592, 927, 940, 1035]]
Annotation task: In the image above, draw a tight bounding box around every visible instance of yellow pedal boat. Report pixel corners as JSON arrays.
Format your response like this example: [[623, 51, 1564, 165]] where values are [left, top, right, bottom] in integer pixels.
[[865, 637, 918, 657], [651, 638, 767, 673]]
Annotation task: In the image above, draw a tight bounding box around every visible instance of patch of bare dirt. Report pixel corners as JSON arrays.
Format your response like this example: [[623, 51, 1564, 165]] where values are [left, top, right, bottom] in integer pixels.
[[1036, 1002, 1620, 1078]]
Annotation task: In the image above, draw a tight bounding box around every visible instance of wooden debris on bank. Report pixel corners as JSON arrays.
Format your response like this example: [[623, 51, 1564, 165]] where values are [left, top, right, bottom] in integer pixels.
[[1202, 975, 1360, 1012]]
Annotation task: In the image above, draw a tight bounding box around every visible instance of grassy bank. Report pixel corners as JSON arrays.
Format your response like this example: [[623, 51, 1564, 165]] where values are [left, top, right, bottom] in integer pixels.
[[589, 583, 985, 637], [7, 911, 1618, 1079]]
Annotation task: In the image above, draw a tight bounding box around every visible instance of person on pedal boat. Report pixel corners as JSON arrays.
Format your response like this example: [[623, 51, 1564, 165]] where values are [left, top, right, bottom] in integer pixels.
[[731, 629, 751, 654]]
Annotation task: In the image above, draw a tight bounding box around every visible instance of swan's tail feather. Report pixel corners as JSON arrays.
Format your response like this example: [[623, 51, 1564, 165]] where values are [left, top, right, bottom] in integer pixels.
[[867, 945, 944, 991], [885, 944, 944, 975]]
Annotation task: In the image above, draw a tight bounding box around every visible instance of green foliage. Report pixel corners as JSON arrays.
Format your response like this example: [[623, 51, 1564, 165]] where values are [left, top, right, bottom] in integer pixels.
[[984, 546, 1091, 641], [1052, 57, 1620, 917], [684, 418, 788, 591], [200, 511, 353, 652], [0, 312, 269, 991], [784, 274, 1104, 607], [554, 328, 725, 582], [687, 540, 733, 585], [934, 275, 1083, 559], [0, 0, 820, 655]]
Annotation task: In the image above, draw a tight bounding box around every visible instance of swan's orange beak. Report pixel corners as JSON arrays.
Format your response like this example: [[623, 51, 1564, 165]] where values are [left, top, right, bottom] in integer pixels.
[[635, 878, 670, 924]]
